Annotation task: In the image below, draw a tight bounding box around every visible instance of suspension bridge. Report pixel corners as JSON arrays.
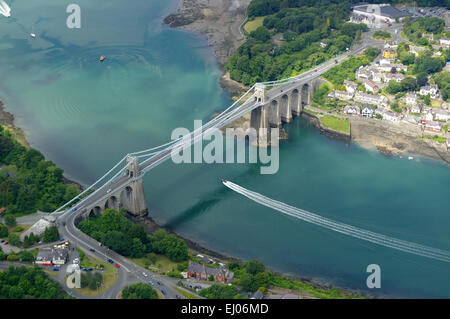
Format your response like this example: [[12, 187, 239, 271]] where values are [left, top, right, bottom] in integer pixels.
[[54, 36, 379, 221]]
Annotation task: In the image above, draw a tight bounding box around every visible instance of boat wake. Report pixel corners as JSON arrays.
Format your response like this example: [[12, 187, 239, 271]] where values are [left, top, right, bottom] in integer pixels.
[[222, 180, 450, 263], [0, 0, 11, 17]]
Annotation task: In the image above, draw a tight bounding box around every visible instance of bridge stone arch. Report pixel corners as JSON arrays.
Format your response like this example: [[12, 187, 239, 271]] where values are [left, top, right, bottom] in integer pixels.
[[267, 99, 281, 127], [301, 83, 311, 108], [290, 89, 300, 116], [280, 94, 291, 123]]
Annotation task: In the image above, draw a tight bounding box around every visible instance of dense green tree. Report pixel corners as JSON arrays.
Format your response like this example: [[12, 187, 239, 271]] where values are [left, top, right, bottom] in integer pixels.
[[42, 226, 59, 243], [250, 26, 271, 42], [0, 223, 8, 237], [4, 214, 16, 227], [7, 233, 20, 246], [199, 284, 245, 299], [18, 250, 34, 262], [246, 259, 266, 275], [122, 283, 158, 299]]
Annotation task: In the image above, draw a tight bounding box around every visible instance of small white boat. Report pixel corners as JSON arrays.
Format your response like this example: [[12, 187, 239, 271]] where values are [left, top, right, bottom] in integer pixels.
[[30, 33, 36, 38], [408, 156, 413, 160]]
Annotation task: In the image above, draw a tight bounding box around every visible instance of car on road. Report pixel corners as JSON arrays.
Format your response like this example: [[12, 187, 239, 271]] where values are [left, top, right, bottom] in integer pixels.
[[142, 272, 148, 277], [157, 281, 161, 285], [314, 69, 317, 72], [161, 290, 166, 296], [0, 240, 4, 243], [108, 259, 114, 264], [107, 188, 112, 194], [115, 263, 120, 268], [53, 267, 60, 271], [89, 248, 95, 252], [176, 294, 181, 299], [4, 241, 8, 245], [59, 238, 65, 242], [335, 59, 338, 64], [148, 281, 154, 286]]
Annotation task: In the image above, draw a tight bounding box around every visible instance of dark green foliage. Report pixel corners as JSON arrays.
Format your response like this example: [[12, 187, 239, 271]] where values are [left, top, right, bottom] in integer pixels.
[[18, 250, 34, 262], [42, 226, 59, 243], [323, 48, 377, 85], [7, 233, 20, 246], [23, 232, 39, 248], [81, 272, 103, 290], [78, 209, 188, 262], [0, 265, 69, 299], [226, 0, 368, 86], [199, 284, 246, 299], [434, 71, 450, 101], [413, 54, 444, 74], [3, 214, 16, 227], [385, 77, 419, 94], [403, 17, 445, 45], [122, 283, 158, 299], [250, 26, 271, 42], [0, 127, 79, 216], [0, 223, 8, 237]]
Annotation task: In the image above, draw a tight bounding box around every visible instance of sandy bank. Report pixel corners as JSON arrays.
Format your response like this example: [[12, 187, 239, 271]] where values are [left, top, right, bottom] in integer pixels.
[[164, 0, 251, 98]]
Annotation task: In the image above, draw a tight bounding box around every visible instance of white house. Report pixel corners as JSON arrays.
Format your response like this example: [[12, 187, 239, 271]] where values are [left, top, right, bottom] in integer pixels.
[[383, 111, 401, 123], [361, 104, 375, 117], [379, 58, 391, 66], [433, 109, 450, 121], [383, 73, 404, 83], [364, 80, 379, 93], [425, 111, 434, 122], [420, 85, 440, 99], [410, 103, 422, 114], [371, 71, 384, 83], [424, 121, 442, 132], [343, 105, 360, 115], [405, 93, 417, 105], [439, 38, 450, 48], [344, 80, 358, 94], [329, 90, 353, 101], [355, 91, 389, 107]]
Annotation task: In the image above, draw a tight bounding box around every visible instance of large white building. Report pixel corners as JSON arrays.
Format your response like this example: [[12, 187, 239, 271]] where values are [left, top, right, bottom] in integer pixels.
[[352, 4, 408, 23]]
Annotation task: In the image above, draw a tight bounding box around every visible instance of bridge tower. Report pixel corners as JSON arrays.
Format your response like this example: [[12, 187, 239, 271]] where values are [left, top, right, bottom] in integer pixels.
[[250, 83, 269, 146], [122, 156, 148, 216]]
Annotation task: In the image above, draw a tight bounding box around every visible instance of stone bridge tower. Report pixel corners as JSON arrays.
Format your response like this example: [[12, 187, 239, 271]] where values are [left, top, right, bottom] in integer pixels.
[[122, 156, 148, 216]]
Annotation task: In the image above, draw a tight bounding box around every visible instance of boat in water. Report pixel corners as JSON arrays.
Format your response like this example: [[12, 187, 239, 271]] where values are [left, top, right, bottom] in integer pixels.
[[0, 0, 11, 17], [30, 33, 36, 38], [100, 56, 106, 62]]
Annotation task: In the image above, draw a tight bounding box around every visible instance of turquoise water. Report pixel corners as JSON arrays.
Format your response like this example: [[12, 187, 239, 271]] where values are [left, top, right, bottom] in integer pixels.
[[1, 1, 449, 298]]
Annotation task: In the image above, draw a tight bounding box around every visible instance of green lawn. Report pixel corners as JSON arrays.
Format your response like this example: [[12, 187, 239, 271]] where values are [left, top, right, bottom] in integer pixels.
[[131, 253, 185, 274], [72, 249, 118, 297], [243, 17, 265, 34], [175, 287, 202, 299], [320, 115, 350, 133]]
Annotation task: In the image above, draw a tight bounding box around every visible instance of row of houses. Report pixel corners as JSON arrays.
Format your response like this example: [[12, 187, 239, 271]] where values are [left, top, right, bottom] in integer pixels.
[[35, 242, 70, 266], [187, 261, 234, 284]]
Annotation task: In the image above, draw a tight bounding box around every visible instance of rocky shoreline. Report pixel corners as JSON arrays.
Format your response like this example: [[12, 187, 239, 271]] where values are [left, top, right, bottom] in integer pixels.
[[164, 0, 251, 98]]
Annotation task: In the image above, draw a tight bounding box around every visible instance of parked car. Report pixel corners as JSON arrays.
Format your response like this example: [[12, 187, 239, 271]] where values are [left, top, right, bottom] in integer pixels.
[[161, 290, 166, 296], [108, 259, 114, 264], [176, 294, 181, 299], [142, 272, 148, 277], [89, 248, 95, 252], [157, 281, 161, 285], [53, 267, 60, 271], [115, 263, 120, 268], [0, 240, 4, 243], [5, 241, 9, 245], [59, 238, 65, 242]]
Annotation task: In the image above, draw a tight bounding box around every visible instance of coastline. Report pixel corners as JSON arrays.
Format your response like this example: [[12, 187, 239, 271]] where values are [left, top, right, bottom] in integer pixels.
[[0, 100, 84, 191]]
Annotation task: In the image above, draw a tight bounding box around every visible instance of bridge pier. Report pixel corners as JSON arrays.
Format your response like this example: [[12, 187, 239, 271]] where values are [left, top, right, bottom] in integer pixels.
[[121, 156, 148, 216]]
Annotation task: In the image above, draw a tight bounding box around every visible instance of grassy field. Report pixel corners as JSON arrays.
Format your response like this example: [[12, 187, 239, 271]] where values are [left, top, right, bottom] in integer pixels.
[[73, 250, 118, 297], [243, 16, 265, 34], [131, 253, 184, 274], [175, 287, 201, 299], [320, 115, 350, 133]]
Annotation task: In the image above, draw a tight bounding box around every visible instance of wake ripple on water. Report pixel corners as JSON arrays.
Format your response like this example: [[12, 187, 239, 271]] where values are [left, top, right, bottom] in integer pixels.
[[223, 181, 450, 264]]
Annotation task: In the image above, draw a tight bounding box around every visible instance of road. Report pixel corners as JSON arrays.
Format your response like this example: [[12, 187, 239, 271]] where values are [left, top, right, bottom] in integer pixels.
[[57, 209, 184, 299]]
